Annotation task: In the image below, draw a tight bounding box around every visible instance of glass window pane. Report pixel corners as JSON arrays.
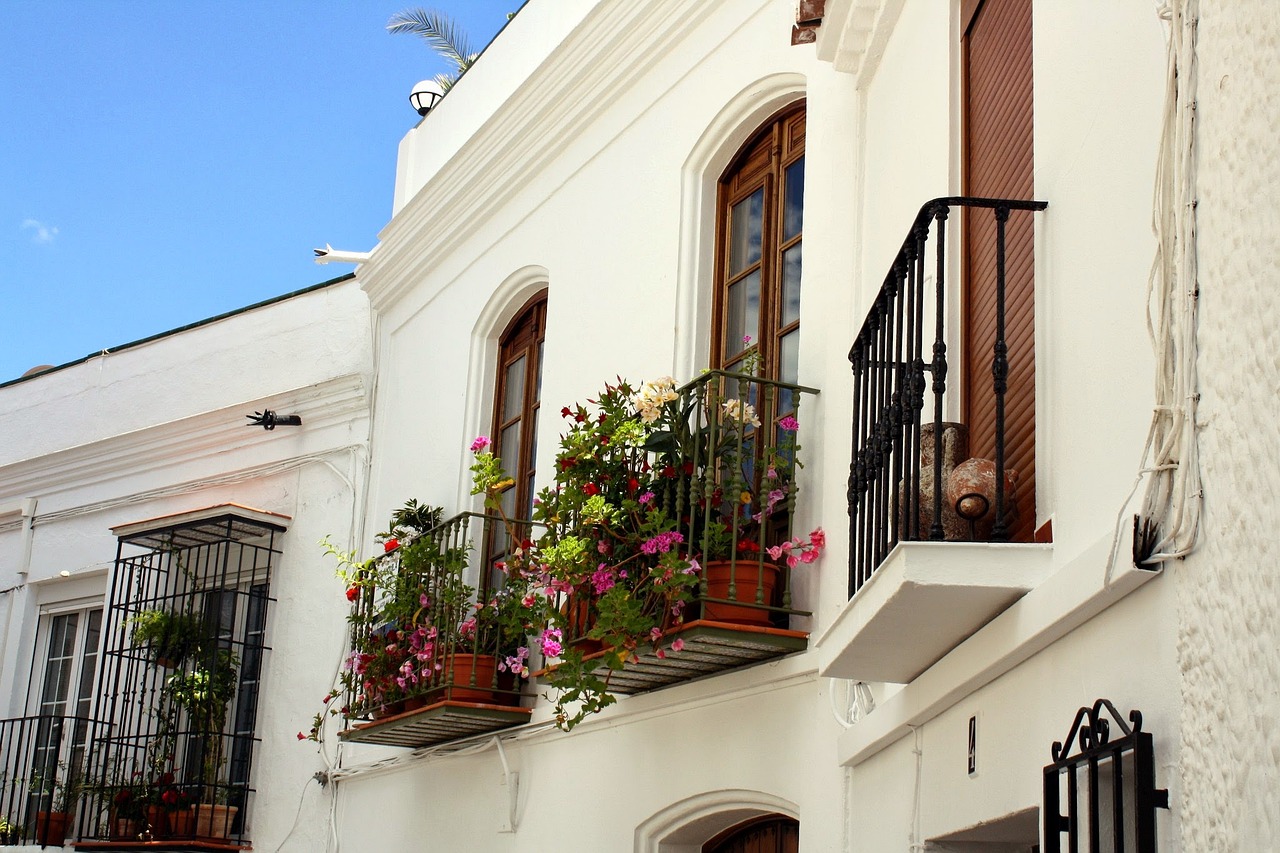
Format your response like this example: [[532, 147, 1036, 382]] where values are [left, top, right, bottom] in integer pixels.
[[728, 190, 764, 275], [783, 157, 805, 241], [724, 271, 761, 360], [780, 329, 800, 386], [503, 356, 526, 421], [501, 423, 522, 479], [535, 342, 544, 402], [781, 242, 802, 327]]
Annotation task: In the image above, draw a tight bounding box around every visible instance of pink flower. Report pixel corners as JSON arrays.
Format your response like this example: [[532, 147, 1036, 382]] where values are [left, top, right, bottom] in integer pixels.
[[640, 530, 684, 555], [671, 638, 685, 652], [591, 564, 616, 594], [540, 627, 563, 658], [470, 435, 492, 452], [810, 528, 826, 550], [650, 627, 663, 642], [778, 415, 800, 432], [639, 491, 655, 505]]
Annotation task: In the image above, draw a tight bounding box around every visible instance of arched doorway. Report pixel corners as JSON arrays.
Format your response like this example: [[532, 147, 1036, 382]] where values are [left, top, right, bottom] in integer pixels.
[[703, 814, 799, 853]]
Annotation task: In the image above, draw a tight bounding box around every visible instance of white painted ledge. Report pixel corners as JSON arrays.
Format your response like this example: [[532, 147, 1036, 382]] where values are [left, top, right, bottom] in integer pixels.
[[835, 538, 1163, 767], [817, 542, 1055, 683]]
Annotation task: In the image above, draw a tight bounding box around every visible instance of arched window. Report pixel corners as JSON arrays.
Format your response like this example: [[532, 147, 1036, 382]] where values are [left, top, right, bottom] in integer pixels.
[[491, 291, 547, 524], [703, 814, 799, 853], [711, 103, 805, 391]]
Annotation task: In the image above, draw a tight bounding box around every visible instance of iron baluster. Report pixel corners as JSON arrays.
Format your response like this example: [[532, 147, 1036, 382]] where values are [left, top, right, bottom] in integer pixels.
[[929, 204, 949, 540], [990, 206, 1012, 541]]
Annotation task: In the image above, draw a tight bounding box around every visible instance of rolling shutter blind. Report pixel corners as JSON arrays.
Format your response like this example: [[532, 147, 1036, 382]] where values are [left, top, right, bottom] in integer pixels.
[[963, 0, 1035, 540]]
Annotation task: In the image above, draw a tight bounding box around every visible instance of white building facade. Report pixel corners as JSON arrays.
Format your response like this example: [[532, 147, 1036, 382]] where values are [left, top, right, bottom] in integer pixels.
[[0, 277, 373, 851], [2, 1, 1276, 851], [328, 0, 1279, 851]]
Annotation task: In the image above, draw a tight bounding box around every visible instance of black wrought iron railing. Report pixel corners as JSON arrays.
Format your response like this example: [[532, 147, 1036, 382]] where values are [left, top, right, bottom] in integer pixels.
[[345, 511, 534, 718], [660, 370, 820, 627], [0, 714, 105, 847], [847, 196, 1047, 596]]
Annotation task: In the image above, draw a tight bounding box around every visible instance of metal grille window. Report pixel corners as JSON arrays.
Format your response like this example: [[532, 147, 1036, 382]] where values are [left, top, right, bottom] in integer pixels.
[[1043, 699, 1169, 853], [79, 506, 286, 845]]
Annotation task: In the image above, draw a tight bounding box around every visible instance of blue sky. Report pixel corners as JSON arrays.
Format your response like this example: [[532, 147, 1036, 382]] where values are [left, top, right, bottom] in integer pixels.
[[1, 2, 518, 383]]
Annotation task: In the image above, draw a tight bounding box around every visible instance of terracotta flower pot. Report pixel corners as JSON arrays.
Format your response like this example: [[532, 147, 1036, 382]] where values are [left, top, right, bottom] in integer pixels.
[[145, 804, 170, 838], [702, 559, 780, 626], [193, 803, 238, 840], [447, 653, 504, 703], [168, 807, 194, 838], [34, 811, 70, 847]]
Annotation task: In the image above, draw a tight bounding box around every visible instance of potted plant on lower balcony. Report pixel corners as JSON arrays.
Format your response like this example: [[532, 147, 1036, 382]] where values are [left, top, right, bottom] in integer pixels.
[[165, 648, 240, 840], [28, 762, 82, 847]]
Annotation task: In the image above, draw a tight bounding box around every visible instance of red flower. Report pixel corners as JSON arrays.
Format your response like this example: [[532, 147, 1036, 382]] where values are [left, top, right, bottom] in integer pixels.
[[384, 537, 399, 552], [296, 732, 306, 741], [345, 586, 359, 602], [560, 456, 577, 470], [628, 477, 639, 492], [561, 406, 572, 418], [583, 483, 600, 497], [737, 539, 761, 552]]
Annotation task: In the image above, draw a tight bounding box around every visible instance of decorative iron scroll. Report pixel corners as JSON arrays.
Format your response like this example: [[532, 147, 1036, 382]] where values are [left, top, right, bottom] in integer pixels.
[[1044, 699, 1169, 853]]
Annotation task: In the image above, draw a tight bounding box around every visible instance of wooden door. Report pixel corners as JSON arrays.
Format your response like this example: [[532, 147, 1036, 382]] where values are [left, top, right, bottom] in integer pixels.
[[962, 0, 1035, 540], [704, 815, 799, 853]]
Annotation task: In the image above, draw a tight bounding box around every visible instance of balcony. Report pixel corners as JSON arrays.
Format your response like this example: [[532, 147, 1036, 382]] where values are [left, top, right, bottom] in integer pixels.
[[546, 370, 819, 716], [820, 197, 1050, 684], [0, 714, 104, 848], [338, 512, 533, 749]]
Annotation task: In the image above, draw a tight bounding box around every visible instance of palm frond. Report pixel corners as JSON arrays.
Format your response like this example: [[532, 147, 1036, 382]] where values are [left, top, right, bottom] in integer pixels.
[[387, 8, 476, 73]]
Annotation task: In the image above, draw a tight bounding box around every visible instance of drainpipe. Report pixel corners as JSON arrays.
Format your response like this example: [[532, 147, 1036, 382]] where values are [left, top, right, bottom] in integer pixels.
[[0, 498, 37, 714]]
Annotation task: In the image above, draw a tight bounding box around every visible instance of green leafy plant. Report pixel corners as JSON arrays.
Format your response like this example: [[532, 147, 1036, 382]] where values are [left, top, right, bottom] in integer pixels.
[[28, 761, 82, 814], [0, 813, 21, 844], [165, 648, 239, 790], [127, 608, 206, 667]]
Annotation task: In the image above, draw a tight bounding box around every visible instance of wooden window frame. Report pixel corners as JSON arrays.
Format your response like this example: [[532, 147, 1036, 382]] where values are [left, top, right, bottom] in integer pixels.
[[490, 290, 548, 525], [710, 102, 806, 385]]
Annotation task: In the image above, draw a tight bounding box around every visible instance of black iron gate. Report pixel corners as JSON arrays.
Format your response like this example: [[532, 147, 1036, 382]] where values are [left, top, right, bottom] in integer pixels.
[[1043, 699, 1169, 852]]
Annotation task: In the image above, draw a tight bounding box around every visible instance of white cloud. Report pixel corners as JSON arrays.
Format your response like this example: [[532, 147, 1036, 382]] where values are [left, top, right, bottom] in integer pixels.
[[21, 218, 59, 245]]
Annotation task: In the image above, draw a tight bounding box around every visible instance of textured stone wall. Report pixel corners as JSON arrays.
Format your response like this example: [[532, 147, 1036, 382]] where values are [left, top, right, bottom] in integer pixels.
[[1178, 0, 1280, 848]]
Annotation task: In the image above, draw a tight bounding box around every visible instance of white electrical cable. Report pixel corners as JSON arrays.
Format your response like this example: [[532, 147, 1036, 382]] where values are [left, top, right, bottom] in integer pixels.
[[1109, 0, 1202, 579]]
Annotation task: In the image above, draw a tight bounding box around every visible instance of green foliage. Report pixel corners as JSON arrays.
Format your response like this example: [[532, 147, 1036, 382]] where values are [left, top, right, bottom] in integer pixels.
[[387, 7, 477, 91], [127, 608, 205, 666]]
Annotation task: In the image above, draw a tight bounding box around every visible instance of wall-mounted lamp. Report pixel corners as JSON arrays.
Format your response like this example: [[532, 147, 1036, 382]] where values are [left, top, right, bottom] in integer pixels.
[[410, 79, 445, 116], [247, 410, 303, 431]]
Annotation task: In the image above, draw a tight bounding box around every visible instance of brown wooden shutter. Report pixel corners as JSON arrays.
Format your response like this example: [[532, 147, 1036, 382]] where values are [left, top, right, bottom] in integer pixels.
[[962, 0, 1035, 541]]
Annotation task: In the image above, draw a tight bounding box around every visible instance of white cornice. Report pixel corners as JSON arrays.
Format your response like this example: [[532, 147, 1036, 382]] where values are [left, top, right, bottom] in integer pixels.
[[358, 0, 747, 313], [814, 0, 903, 86], [0, 374, 370, 504]]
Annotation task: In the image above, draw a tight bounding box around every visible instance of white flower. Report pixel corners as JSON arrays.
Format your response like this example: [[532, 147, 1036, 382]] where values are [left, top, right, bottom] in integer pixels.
[[721, 398, 761, 428], [633, 377, 679, 423]]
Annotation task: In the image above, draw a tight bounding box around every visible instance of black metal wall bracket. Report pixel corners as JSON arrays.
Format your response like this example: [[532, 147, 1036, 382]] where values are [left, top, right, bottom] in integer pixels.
[[246, 410, 303, 430]]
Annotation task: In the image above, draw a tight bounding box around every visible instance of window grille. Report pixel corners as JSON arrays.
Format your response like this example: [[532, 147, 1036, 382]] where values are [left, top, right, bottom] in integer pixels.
[[1043, 699, 1169, 853], [76, 507, 285, 844]]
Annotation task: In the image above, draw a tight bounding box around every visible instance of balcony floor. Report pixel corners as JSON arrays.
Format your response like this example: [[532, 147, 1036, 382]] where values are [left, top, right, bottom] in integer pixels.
[[818, 542, 1053, 683], [339, 700, 532, 748], [584, 620, 809, 694]]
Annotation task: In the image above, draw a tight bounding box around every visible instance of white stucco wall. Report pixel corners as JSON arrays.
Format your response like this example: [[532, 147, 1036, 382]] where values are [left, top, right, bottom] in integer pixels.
[[0, 278, 374, 852], [1176, 0, 1280, 849]]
